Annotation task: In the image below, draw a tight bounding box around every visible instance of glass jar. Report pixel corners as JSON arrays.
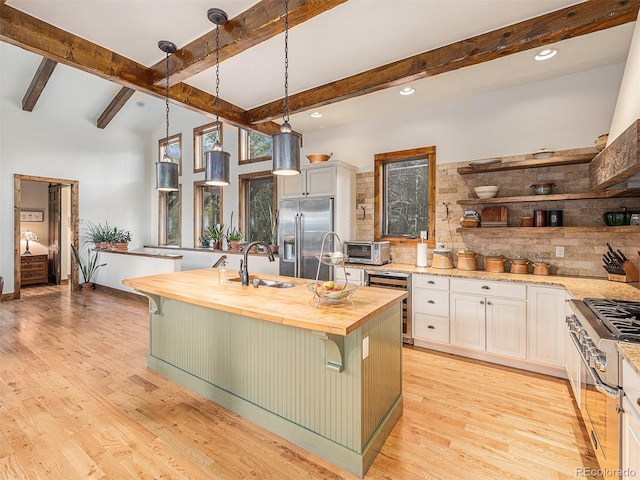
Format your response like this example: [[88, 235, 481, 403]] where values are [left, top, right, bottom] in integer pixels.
[[218, 260, 228, 284]]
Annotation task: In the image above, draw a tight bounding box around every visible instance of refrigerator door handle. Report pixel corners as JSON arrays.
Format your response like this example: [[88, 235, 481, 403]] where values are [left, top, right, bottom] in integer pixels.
[[294, 213, 301, 278]]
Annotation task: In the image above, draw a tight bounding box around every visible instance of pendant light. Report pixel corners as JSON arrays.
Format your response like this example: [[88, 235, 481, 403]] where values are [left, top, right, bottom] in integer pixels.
[[204, 8, 230, 186], [272, 0, 301, 176], [156, 40, 179, 191]]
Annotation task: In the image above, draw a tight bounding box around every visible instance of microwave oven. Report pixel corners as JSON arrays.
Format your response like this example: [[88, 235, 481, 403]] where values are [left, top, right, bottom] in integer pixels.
[[344, 241, 390, 265]]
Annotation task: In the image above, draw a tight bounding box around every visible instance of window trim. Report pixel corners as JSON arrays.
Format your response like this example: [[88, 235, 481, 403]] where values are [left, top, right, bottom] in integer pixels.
[[238, 170, 277, 243], [193, 179, 224, 246], [374, 146, 436, 248], [193, 121, 223, 173], [158, 133, 182, 176], [238, 128, 272, 165], [158, 185, 182, 246]]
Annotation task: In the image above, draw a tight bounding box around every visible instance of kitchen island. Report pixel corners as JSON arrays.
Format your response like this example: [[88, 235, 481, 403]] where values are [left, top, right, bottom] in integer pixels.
[[123, 269, 407, 477]]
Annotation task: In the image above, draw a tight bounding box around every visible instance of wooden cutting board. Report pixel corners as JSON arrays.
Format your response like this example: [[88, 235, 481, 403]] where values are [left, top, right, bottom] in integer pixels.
[[481, 206, 508, 226]]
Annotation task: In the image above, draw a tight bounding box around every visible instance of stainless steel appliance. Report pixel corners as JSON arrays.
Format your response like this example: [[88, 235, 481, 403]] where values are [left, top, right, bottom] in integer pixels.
[[566, 298, 640, 478], [344, 241, 390, 265], [365, 270, 412, 345], [279, 197, 334, 281]]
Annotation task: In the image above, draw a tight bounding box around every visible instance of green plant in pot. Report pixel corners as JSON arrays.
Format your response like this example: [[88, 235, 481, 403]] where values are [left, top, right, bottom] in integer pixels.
[[206, 223, 224, 250], [83, 221, 113, 250], [71, 244, 106, 290], [111, 228, 131, 251], [198, 235, 212, 248], [268, 206, 279, 253], [225, 212, 244, 251]]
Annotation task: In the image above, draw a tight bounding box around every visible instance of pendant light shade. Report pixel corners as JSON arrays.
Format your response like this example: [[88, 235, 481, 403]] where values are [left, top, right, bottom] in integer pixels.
[[204, 8, 230, 186], [156, 40, 179, 192], [272, 0, 301, 176]]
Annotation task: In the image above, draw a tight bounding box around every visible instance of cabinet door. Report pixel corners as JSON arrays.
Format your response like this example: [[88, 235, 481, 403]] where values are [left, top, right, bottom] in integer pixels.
[[450, 293, 485, 350], [414, 313, 449, 344], [305, 166, 336, 197], [335, 267, 363, 286], [485, 297, 526, 359], [279, 173, 306, 198], [413, 289, 449, 317], [528, 286, 565, 366], [623, 397, 640, 475]]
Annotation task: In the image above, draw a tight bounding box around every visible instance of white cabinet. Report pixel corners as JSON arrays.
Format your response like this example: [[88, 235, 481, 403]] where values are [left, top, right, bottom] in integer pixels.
[[449, 279, 527, 358], [413, 275, 450, 344], [335, 266, 364, 286], [623, 360, 640, 475], [279, 161, 355, 198], [528, 286, 565, 367]]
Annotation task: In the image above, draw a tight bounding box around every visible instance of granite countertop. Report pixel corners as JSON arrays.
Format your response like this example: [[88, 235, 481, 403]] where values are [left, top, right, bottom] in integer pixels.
[[349, 263, 640, 301], [123, 270, 406, 336], [619, 343, 640, 376]]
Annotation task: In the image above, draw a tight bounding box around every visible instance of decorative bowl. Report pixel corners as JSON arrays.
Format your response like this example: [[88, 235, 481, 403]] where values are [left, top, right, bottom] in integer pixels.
[[306, 152, 333, 163], [530, 183, 555, 195], [532, 149, 554, 159], [306, 281, 357, 303], [473, 185, 499, 199]]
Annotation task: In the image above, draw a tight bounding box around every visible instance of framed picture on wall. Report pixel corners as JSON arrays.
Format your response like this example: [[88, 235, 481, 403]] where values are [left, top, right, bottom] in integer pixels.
[[20, 210, 44, 222]]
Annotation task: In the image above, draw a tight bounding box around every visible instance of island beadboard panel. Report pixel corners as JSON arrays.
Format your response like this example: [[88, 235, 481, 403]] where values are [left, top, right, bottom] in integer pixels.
[[147, 296, 402, 477], [355, 147, 640, 277]]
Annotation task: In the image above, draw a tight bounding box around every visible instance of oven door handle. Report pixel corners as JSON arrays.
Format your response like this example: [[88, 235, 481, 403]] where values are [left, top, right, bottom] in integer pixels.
[[568, 330, 620, 399]]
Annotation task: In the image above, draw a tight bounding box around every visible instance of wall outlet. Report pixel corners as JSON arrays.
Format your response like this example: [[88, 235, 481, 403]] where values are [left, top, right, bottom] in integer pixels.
[[556, 246, 565, 258], [420, 230, 427, 241], [362, 336, 369, 360]]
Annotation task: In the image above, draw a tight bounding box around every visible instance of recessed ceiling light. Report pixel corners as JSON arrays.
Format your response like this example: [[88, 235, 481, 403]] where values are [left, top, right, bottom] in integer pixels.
[[135, 101, 146, 107], [310, 112, 322, 118], [400, 87, 415, 96], [534, 48, 558, 61]]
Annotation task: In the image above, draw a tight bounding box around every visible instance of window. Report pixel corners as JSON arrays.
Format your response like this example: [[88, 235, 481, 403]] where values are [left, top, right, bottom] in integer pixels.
[[159, 133, 182, 176], [374, 146, 436, 247], [239, 171, 277, 244], [193, 122, 222, 173], [194, 180, 223, 243], [238, 128, 272, 165], [158, 186, 181, 246]]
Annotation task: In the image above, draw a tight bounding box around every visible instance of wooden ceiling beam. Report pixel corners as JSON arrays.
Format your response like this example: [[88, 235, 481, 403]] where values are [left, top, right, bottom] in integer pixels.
[[96, 87, 135, 129], [247, 0, 640, 124], [22, 57, 57, 112], [0, 3, 280, 135], [149, 0, 348, 87]]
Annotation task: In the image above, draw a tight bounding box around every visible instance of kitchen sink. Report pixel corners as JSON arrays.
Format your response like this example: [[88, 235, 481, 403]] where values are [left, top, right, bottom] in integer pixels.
[[229, 277, 297, 288]]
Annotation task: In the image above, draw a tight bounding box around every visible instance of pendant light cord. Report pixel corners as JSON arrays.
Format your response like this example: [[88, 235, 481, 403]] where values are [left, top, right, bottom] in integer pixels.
[[215, 22, 220, 125], [164, 50, 170, 156], [283, 0, 290, 124]]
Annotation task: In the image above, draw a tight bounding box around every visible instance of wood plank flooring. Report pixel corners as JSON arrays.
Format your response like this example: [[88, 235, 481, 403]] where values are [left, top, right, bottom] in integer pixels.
[[0, 284, 600, 479]]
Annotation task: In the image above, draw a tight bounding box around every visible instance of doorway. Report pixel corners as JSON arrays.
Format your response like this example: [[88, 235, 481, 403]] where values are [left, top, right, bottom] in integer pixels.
[[14, 174, 79, 299]]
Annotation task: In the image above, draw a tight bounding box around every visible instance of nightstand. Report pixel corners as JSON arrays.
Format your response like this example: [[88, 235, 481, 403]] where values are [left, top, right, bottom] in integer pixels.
[[21, 254, 48, 285]]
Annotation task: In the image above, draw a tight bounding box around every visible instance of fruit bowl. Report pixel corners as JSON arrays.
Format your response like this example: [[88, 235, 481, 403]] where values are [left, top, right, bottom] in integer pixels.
[[306, 281, 358, 304]]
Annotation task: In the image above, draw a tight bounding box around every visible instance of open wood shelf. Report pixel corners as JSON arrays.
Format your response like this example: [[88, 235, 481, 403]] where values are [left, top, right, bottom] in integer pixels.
[[457, 153, 596, 175], [456, 226, 640, 234], [457, 189, 640, 205]]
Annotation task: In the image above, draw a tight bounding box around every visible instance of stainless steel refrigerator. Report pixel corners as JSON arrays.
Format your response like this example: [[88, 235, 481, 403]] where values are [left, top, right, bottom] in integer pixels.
[[278, 197, 334, 280]]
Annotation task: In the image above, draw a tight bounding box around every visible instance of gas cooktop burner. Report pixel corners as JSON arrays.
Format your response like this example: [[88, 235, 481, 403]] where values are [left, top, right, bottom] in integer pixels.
[[584, 298, 640, 342]]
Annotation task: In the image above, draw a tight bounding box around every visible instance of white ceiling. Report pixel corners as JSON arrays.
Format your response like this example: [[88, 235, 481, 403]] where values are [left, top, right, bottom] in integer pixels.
[[2, 0, 635, 135]]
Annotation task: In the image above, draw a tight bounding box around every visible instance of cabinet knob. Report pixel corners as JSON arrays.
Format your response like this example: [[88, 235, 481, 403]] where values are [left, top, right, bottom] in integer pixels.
[[427, 280, 435, 284], [427, 300, 435, 304], [345, 272, 351, 277], [481, 285, 490, 290], [480, 300, 485, 305], [428, 325, 435, 329], [487, 301, 492, 305], [637, 398, 640, 408]]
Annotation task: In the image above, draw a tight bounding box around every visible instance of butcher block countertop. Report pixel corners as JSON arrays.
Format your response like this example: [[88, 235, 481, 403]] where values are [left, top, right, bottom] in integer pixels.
[[359, 264, 640, 301], [123, 269, 406, 336]]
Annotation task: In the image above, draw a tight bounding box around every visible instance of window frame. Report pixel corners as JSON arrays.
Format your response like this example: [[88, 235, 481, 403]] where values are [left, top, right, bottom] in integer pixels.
[[158, 185, 182, 246], [239, 170, 278, 244], [238, 128, 272, 165], [193, 180, 224, 245], [193, 121, 223, 173], [374, 146, 436, 248], [158, 133, 182, 176]]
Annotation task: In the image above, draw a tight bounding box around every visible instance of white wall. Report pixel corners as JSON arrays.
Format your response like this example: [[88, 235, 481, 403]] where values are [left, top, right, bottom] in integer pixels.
[[609, 12, 640, 143], [0, 98, 149, 293], [299, 63, 625, 171]]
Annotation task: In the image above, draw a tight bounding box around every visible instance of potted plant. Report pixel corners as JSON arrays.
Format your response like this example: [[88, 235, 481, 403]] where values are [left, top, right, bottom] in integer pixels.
[[198, 235, 212, 248], [71, 244, 106, 290], [84, 221, 112, 250], [225, 212, 244, 251], [206, 223, 224, 250], [111, 228, 131, 251], [268, 206, 279, 254]]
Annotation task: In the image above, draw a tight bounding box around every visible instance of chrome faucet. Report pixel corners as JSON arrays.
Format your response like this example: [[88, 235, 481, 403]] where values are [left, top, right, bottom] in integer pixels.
[[239, 242, 275, 286], [211, 255, 228, 269]]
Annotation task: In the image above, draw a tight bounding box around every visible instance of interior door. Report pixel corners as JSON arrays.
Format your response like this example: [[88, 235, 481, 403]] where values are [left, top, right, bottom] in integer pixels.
[[48, 183, 62, 284]]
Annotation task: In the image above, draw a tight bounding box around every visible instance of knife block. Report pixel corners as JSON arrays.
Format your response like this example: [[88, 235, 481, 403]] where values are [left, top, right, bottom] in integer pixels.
[[608, 261, 639, 283]]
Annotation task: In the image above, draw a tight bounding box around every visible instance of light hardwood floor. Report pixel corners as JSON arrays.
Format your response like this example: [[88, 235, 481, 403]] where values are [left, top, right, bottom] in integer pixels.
[[0, 285, 600, 479]]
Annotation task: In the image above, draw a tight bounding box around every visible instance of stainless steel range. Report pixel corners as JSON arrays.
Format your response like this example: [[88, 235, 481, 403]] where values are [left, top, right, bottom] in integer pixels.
[[567, 298, 640, 479]]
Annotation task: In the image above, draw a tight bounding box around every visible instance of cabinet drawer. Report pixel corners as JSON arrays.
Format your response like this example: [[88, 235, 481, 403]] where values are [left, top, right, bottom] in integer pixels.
[[413, 274, 449, 291], [335, 267, 363, 285], [624, 360, 640, 417], [414, 313, 449, 343], [450, 278, 526, 299], [413, 290, 449, 317]]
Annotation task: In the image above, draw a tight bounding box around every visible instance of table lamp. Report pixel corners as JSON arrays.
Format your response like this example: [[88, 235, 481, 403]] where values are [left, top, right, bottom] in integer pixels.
[[20, 230, 39, 255]]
